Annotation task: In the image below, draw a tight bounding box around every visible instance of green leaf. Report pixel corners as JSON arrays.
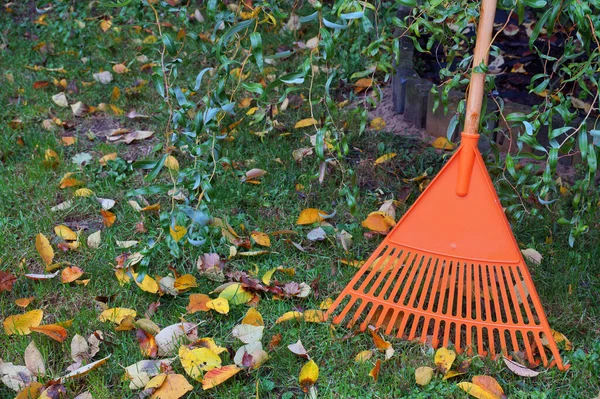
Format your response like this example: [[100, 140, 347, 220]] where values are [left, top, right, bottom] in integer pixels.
[[529, 8, 552, 49], [250, 32, 263, 73], [194, 67, 212, 91], [319, 28, 333, 60], [162, 33, 177, 56], [151, 74, 165, 98], [323, 18, 348, 30], [145, 154, 167, 182], [397, 0, 416, 6], [299, 12, 318, 23]]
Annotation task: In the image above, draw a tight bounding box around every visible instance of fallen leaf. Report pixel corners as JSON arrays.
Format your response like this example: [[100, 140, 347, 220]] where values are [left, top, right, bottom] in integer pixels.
[[251, 231, 270, 247], [307, 227, 327, 241], [169, 225, 187, 242], [369, 359, 381, 382], [60, 355, 109, 382], [303, 309, 326, 323], [35, 233, 54, 266], [362, 212, 396, 233], [101, 210, 116, 227], [99, 152, 118, 165], [4, 310, 43, 335], [186, 294, 211, 314], [288, 340, 309, 358], [0, 271, 17, 292], [458, 380, 504, 399], [275, 311, 304, 323], [415, 366, 434, 386], [179, 346, 221, 381], [93, 71, 113, 84], [299, 359, 319, 392], [232, 324, 264, 344], [471, 375, 507, 398], [15, 297, 34, 308], [542, 329, 573, 351], [100, 18, 112, 32], [521, 248, 542, 265], [124, 359, 174, 390], [0, 362, 35, 391], [296, 208, 327, 225], [98, 308, 136, 324], [61, 266, 84, 283], [502, 357, 540, 378], [31, 324, 68, 343], [113, 63, 130, 74], [133, 273, 160, 294], [202, 365, 241, 390], [219, 283, 253, 305], [24, 341, 46, 376], [98, 198, 116, 210], [242, 307, 264, 326], [74, 188, 94, 197], [52, 92, 68, 107], [295, 118, 319, 129], [173, 274, 197, 292], [87, 231, 101, 248], [355, 78, 373, 93], [24, 271, 60, 280], [431, 137, 456, 150], [374, 153, 397, 165], [355, 350, 373, 362], [15, 382, 44, 399], [434, 347, 456, 374], [370, 117, 386, 131], [155, 323, 198, 357]]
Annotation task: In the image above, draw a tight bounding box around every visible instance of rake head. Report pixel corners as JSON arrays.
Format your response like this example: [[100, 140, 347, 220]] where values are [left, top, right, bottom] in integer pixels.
[[325, 146, 568, 370]]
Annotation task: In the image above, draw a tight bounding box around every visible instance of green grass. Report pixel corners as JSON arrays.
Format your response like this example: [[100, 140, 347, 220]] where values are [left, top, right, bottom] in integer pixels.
[[1, 2, 600, 399]]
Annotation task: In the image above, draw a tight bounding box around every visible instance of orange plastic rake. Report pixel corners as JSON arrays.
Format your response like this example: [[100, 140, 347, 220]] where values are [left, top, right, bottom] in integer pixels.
[[325, 0, 568, 370]]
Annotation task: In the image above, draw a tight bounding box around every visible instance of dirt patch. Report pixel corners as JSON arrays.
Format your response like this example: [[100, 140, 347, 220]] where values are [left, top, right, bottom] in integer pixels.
[[62, 213, 104, 233]]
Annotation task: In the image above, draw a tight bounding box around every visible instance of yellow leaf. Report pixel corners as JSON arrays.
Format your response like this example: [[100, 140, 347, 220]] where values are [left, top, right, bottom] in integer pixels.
[[251, 231, 270, 247], [141, 203, 161, 212], [296, 208, 326, 225], [362, 212, 396, 233], [111, 86, 121, 102], [165, 155, 179, 171], [303, 309, 326, 323], [443, 370, 465, 380], [179, 346, 221, 381], [74, 188, 94, 197], [242, 307, 264, 326], [150, 374, 193, 399], [170, 225, 187, 242], [109, 104, 124, 115], [275, 311, 303, 324], [100, 19, 112, 32], [370, 117, 386, 131], [299, 359, 319, 392], [54, 225, 77, 241], [174, 274, 197, 292], [374, 153, 396, 165], [432, 137, 456, 150], [44, 149, 60, 167], [133, 273, 160, 294], [319, 298, 333, 310], [542, 329, 573, 350], [3, 309, 43, 335], [354, 350, 373, 363], [434, 347, 456, 373], [35, 233, 54, 265], [246, 107, 259, 115], [219, 283, 253, 305], [99, 152, 118, 166], [206, 297, 229, 314], [471, 376, 506, 399], [294, 118, 319, 129], [61, 136, 76, 146], [355, 78, 373, 88], [202, 365, 241, 390], [457, 381, 503, 399], [415, 366, 434, 386], [238, 97, 252, 108], [98, 307, 137, 324]]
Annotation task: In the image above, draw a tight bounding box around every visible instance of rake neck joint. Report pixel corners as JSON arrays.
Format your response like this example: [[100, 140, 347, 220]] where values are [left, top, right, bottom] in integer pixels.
[[456, 132, 480, 197]]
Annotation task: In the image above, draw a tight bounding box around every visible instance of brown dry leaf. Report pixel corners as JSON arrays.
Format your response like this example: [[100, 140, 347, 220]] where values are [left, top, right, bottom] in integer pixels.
[[30, 324, 68, 343], [36, 233, 54, 265], [155, 323, 198, 357], [52, 92, 69, 107], [202, 365, 241, 390], [3, 309, 44, 335], [101, 210, 116, 227], [24, 341, 46, 376], [61, 266, 84, 283], [521, 248, 542, 265], [295, 118, 319, 129], [431, 137, 456, 150], [0, 363, 35, 392], [186, 294, 211, 314], [415, 366, 434, 386], [93, 71, 113, 84], [0, 271, 17, 292], [242, 168, 267, 182], [288, 340, 309, 358], [113, 63, 129, 74], [299, 359, 319, 393]]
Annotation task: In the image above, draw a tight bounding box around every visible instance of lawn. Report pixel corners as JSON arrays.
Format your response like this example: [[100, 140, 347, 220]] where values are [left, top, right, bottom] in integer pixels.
[[1, 2, 599, 399]]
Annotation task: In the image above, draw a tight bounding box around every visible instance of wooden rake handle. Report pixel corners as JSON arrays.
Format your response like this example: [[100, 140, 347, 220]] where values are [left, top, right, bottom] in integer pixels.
[[456, 0, 498, 197]]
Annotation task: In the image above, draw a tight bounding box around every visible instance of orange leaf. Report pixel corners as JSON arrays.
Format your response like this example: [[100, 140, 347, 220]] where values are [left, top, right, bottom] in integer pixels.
[[149, 373, 193, 398], [201, 365, 241, 390], [186, 293, 211, 313], [137, 328, 158, 358], [101, 210, 116, 227], [15, 297, 35, 308], [61, 266, 84, 283], [369, 359, 381, 382], [296, 208, 326, 225], [30, 324, 68, 342]]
